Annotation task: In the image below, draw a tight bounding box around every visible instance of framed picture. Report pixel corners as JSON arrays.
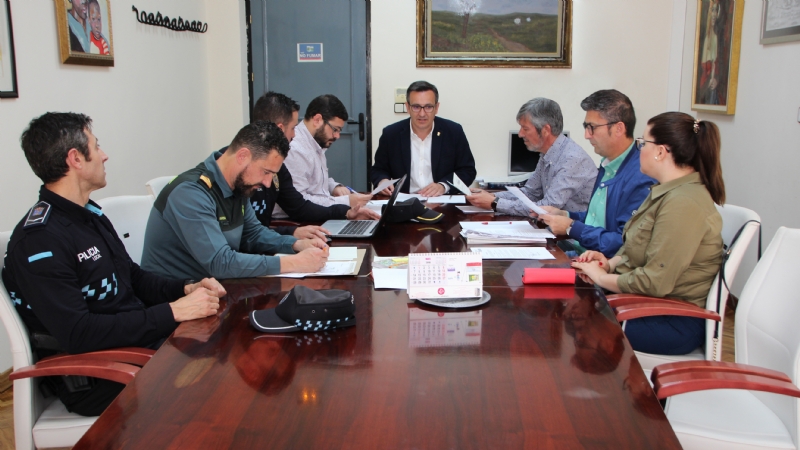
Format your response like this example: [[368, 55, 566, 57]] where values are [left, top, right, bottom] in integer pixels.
[[761, 0, 800, 44], [0, 0, 18, 98], [691, 0, 743, 115], [416, 0, 572, 68], [54, 0, 114, 66]]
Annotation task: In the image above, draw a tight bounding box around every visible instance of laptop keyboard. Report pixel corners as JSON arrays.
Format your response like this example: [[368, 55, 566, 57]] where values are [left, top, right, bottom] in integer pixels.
[[339, 220, 374, 235]]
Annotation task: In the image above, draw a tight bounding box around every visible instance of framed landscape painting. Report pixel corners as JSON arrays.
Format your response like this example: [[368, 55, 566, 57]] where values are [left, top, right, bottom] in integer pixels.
[[417, 0, 572, 68], [691, 0, 743, 115], [54, 0, 114, 66]]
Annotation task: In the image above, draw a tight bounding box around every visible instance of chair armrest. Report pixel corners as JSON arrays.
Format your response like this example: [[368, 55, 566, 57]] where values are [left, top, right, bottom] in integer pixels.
[[652, 360, 791, 383], [653, 369, 800, 400], [38, 347, 155, 367], [606, 294, 689, 308], [9, 359, 140, 385], [270, 220, 301, 228], [615, 302, 721, 322]]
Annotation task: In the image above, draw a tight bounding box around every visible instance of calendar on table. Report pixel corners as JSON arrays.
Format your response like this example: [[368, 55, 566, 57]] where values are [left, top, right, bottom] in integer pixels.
[[407, 252, 483, 300]]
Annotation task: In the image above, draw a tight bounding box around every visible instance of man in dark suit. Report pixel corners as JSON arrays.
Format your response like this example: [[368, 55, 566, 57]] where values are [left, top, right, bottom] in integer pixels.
[[370, 81, 476, 196]]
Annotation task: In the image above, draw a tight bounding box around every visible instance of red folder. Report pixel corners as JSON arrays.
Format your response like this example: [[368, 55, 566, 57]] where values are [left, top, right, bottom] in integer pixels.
[[522, 268, 575, 285]]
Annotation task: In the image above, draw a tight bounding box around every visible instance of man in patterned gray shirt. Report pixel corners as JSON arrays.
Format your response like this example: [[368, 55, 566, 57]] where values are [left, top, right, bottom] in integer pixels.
[[467, 98, 597, 216]]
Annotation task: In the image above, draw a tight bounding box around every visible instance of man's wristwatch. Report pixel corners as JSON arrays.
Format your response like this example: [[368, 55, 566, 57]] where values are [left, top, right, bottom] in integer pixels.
[[491, 198, 499, 212], [566, 220, 574, 236]]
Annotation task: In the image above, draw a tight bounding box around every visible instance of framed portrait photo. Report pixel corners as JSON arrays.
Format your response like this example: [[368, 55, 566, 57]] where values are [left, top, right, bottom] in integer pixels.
[[416, 0, 572, 68], [691, 0, 743, 115], [0, 0, 18, 98], [54, 0, 114, 66], [761, 0, 800, 44]]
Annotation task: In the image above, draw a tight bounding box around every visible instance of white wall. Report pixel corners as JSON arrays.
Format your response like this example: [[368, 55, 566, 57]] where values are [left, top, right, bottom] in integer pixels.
[[0, 1, 247, 231], [370, 0, 676, 173], [678, 0, 800, 293], [0, 1, 246, 369]]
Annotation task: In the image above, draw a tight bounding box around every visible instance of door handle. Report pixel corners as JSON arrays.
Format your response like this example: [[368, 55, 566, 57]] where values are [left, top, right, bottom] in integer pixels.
[[347, 113, 365, 141]]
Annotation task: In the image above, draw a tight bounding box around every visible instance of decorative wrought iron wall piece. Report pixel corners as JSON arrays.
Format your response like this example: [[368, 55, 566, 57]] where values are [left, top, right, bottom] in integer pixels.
[[131, 5, 208, 33]]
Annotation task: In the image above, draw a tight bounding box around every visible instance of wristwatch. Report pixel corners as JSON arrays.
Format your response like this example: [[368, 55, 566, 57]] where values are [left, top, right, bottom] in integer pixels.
[[491, 198, 499, 212], [566, 220, 574, 236]]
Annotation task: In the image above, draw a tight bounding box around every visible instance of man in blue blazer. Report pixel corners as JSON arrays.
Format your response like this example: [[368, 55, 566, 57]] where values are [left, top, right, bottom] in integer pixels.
[[540, 90, 656, 257], [370, 81, 476, 196]]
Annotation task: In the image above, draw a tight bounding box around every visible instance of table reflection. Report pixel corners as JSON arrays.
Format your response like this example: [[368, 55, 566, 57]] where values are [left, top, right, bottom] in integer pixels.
[[407, 304, 483, 348]]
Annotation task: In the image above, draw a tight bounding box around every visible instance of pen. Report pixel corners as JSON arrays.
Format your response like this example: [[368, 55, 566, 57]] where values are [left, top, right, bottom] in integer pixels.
[[345, 186, 357, 193]]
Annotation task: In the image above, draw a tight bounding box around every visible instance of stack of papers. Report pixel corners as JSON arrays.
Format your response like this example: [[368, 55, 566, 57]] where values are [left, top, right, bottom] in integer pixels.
[[459, 221, 554, 244], [395, 192, 466, 204]]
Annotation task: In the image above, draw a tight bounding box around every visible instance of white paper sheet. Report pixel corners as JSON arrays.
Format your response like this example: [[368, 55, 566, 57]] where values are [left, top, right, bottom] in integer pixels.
[[396, 193, 427, 202], [279, 261, 357, 279], [328, 247, 357, 260], [424, 195, 466, 204], [450, 174, 471, 195], [372, 268, 408, 289], [456, 205, 493, 214], [370, 178, 397, 195], [366, 200, 387, 214], [506, 186, 549, 216], [471, 247, 555, 260], [459, 221, 554, 238]]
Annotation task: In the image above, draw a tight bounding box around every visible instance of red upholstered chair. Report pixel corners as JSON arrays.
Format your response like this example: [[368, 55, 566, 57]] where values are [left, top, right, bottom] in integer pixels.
[[649, 227, 800, 449]]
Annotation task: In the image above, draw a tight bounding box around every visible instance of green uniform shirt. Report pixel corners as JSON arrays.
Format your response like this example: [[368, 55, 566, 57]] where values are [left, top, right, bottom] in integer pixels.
[[615, 172, 722, 308]]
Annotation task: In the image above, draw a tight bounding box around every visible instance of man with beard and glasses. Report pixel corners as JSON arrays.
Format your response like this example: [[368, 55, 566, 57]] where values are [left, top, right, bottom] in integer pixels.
[[247, 92, 379, 238], [142, 121, 329, 280], [466, 97, 596, 216], [274, 94, 371, 218]]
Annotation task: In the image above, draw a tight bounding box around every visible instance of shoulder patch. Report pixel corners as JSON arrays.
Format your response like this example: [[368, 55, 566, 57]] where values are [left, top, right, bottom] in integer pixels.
[[23, 201, 52, 229], [199, 175, 212, 189]]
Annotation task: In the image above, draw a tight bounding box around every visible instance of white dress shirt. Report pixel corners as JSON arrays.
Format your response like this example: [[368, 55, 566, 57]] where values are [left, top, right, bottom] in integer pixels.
[[274, 121, 349, 218], [408, 124, 448, 194]]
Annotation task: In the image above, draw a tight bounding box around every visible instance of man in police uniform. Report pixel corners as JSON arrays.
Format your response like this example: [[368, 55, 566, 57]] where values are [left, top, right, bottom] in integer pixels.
[[247, 91, 379, 238], [2, 112, 225, 416]]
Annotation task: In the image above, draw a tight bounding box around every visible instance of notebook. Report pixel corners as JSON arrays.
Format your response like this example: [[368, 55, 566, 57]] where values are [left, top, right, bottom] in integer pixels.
[[322, 174, 407, 238]]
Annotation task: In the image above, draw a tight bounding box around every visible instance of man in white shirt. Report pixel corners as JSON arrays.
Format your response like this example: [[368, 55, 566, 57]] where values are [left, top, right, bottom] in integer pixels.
[[370, 81, 476, 196], [275, 95, 371, 218]]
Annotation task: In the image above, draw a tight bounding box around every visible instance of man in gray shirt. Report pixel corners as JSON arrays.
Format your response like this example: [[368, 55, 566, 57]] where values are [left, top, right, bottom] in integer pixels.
[[142, 121, 329, 280], [467, 98, 597, 216]]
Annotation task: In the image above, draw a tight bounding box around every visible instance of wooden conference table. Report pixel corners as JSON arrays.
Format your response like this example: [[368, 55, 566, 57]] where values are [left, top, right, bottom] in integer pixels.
[[74, 204, 681, 449]]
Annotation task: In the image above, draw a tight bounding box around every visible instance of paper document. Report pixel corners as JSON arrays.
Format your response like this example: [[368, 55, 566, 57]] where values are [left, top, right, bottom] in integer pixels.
[[506, 186, 549, 216], [373, 268, 408, 289], [366, 200, 387, 215], [459, 221, 554, 244], [267, 248, 365, 278], [471, 247, 555, 260], [329, 247, 357, 260], [456, 205, 493, 214], [425, 195, 466, 204], [396, 193, 427, 202], [370, 178, 397, 195], [449, 174, 471, 195]]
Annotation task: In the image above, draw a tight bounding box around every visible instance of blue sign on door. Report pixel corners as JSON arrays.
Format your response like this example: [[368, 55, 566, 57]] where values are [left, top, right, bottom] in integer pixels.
[[297, 43, 323, 62]]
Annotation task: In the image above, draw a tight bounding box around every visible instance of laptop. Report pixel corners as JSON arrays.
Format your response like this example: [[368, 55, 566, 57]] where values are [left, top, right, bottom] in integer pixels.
[[322, 175, 407, 238]]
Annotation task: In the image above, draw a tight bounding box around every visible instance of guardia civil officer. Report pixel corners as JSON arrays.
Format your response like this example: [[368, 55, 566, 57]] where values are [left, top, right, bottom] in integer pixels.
[[2, 112, 224, 416]]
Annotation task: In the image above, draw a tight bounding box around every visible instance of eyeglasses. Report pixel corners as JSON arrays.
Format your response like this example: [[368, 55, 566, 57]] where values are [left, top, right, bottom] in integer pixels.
[[324, 120, 343, 134], [409, 104, 436, 113], [635, 137, 657, 147], [582, 121, 619, 135]]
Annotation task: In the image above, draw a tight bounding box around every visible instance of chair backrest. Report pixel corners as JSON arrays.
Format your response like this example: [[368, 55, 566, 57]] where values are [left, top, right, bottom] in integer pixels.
[[734, 227, 800, 445], [700, 204, 761, 360], [146, 176, 176, 199], [95, 195, 154, 265], [1, 231, 42, 450]]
